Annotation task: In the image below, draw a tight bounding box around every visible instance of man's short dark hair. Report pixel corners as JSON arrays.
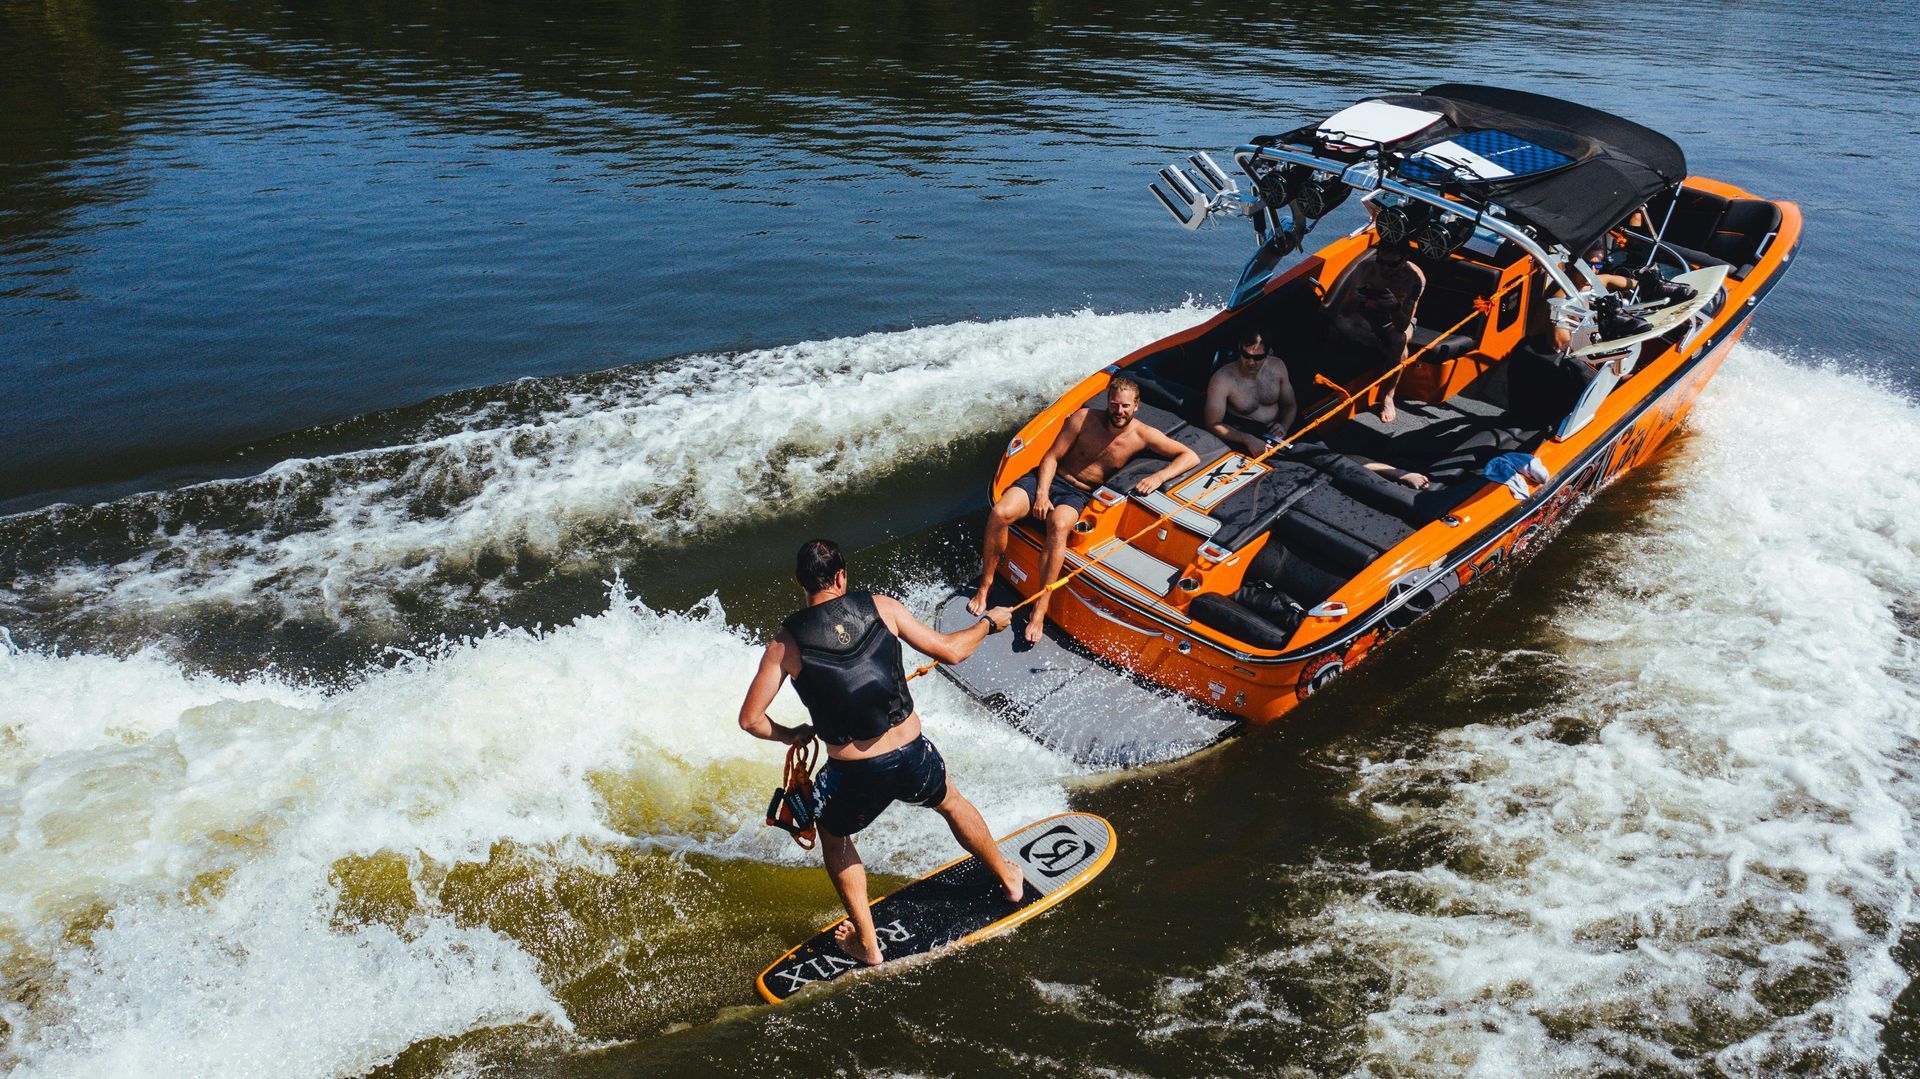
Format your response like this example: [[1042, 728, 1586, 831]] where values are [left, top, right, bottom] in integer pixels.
[[796, 538, 845, 592]]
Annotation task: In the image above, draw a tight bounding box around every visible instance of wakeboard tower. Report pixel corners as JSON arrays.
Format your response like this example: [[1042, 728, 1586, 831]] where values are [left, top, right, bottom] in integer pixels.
[[934, 84, 1797, 759], [756, 812, 1115, 1003]]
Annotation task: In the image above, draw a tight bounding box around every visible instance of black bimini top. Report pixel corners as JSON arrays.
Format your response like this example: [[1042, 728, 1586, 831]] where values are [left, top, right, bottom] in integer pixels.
[[1282, 84, 1688, 251]]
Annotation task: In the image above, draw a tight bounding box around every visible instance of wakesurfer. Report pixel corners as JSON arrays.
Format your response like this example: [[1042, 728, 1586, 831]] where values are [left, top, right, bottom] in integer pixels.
[[739, 539, 1023, 967]]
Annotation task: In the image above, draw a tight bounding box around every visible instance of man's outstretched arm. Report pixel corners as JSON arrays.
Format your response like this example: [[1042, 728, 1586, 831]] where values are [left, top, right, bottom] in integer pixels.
[[874, 595, 1012, 666]]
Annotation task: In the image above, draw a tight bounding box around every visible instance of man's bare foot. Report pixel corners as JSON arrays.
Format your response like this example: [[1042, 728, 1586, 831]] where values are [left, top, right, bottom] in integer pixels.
[[1395, 470, 1429, 490], [994, 861, 1027, 904], [832, 920, 885, 966], [966, 580, 992, 616], [1023, 602, 1049, 644], [1379, 396, 1398, 424]]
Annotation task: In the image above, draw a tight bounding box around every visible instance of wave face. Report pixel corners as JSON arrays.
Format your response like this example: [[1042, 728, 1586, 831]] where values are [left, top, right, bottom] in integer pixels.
[[0, 306, 1202, 642], [1142, 346, 1920, 1076], [0, 588, 1078, 1077]]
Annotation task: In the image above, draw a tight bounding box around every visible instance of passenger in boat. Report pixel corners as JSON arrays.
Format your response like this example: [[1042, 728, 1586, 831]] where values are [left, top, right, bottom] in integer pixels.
[[968, 375, 1200, 643], [1333, 241, 1425, 425], [1202, 332, 1297, 455], [739, 539, 1020, 968]]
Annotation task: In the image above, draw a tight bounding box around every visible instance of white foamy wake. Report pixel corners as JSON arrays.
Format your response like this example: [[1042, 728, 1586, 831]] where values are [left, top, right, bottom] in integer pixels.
[[1159, 345, 1920, 1076], [6, 306, 1204, 627], [0, 589, 1076, 1077]]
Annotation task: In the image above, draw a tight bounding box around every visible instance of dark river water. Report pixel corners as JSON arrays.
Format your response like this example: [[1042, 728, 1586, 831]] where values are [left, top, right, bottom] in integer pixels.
[[3, 1, 1918, 1076]]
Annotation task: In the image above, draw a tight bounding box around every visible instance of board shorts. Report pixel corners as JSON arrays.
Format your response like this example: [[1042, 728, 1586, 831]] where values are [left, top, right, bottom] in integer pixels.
[[812, 735, 950, 837], [1010, 472, 1095, 516]]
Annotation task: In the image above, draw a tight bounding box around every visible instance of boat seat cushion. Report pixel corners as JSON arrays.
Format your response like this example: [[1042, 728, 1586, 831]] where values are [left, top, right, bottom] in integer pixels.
[[1663, 188, 1729, 251], [1412, 256, 1500, 345], [1128, 370, 1200, 414], [1287, 483, 1415, 554], [1100, 402, 1230, 493], [1275, 510, 1379, 575], [1285, 444, 1457, 523], [1503, 337, 1592, 430], [1143, 345, 1218, 397], [1658, 242, 1731, 272], [1410, 325, 1475, 362], [1704, 198, 1782, 277], [1208, 463, 1325, 549], [1187, 593, 1298, 650], [1237, 530, 1350, 610], [1417, 425, 1527, 480]]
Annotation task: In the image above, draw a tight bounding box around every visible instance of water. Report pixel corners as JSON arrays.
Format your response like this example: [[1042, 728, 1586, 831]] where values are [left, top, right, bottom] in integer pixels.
[[3, 1, 1917, 1075]]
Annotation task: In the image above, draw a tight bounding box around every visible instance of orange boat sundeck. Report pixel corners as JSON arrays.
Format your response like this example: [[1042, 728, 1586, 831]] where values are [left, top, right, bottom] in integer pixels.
[[936, 84, 1799, 758]]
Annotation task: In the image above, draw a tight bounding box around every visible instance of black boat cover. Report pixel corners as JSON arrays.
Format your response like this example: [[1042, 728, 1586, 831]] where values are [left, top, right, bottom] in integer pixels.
[[1279, 84, 1687, 252]]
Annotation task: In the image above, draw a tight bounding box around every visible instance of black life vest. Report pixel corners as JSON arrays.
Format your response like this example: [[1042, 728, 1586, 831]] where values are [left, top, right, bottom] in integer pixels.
[[781, 591, 915, 746]]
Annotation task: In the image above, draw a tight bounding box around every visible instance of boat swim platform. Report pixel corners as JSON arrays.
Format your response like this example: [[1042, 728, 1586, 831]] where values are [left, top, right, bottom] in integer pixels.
[[932, 585, 1240, 767]]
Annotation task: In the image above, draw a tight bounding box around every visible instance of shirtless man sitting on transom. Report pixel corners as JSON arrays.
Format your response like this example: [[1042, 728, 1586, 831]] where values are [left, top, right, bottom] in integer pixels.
[[969, 376, 1200, 643], [1203, 331, 1297, 455]]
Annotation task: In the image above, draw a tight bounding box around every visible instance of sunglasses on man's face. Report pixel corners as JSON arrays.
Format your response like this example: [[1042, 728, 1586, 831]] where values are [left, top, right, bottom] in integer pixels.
[[1240, 349, 1269, 361]]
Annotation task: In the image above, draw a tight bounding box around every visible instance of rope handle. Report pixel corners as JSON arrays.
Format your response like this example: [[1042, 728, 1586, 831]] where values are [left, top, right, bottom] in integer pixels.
[[782, 734, 819, 788], [903, 289, 1498, 684], [765, 733, 821, 849]]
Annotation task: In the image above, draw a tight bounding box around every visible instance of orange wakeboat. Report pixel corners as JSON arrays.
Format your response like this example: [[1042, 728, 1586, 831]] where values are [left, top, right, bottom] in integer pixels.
[[934, 85, 1799, 764]]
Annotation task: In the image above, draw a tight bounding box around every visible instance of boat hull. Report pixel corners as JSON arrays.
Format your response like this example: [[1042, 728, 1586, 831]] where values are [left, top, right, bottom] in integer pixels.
[[987, 177, 1796, 727]]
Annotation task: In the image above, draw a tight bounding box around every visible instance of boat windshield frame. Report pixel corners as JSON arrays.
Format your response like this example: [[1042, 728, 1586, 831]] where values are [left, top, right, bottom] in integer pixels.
[[1231, 143, 1583, 299]]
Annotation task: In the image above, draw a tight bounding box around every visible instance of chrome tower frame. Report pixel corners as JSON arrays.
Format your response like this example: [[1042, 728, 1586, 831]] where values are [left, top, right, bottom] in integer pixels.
[[1228, 143, 1584, 301]]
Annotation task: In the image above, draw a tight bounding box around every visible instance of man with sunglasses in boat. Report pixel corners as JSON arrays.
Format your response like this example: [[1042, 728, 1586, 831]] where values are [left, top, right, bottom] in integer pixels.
[[1202, 331, 1298, 455], [968, 376, 1200, 643], [739, 539, 1021, 968]]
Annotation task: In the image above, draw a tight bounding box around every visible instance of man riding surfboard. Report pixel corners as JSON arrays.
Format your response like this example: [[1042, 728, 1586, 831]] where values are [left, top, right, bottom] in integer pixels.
[[738, 539, 1023, 966]]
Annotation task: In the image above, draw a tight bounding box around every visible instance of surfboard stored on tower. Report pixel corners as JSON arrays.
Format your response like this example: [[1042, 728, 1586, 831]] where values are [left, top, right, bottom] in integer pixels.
[[756, 812, 1115, 1003]]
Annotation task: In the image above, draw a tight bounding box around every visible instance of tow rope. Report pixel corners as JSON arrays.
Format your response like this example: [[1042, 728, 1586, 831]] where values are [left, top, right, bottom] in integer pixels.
[[764, 735, 821, 849]]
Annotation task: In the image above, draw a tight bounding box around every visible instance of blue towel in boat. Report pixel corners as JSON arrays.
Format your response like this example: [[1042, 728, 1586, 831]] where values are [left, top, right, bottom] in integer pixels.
[[1484, 453, 1550, 500]]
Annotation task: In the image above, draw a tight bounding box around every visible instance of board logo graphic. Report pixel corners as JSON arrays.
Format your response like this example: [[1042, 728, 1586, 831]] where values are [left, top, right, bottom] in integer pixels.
[[770, 919, 915, 994], [1017, 825, 1095, 878]]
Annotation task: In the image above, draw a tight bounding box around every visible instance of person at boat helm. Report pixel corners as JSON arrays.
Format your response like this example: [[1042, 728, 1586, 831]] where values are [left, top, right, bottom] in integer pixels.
[[968, 376, 1200, 643], [1203, 331, 1298, 455], [738, 538, 1022, 967], [1333, 240, 1425, 424]]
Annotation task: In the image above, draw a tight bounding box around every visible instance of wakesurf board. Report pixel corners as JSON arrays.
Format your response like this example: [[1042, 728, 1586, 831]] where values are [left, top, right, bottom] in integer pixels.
[[755, 811, 1115, 1003], [1570, 264, 1729, 358]]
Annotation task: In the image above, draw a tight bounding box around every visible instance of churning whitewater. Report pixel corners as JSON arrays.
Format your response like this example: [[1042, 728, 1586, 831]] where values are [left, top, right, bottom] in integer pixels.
[[3, 325, 1917, 1078], [0, 589, 1077, 1077], [1145, 346, 1920, 1076], [0, 305, 1204, 635]]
